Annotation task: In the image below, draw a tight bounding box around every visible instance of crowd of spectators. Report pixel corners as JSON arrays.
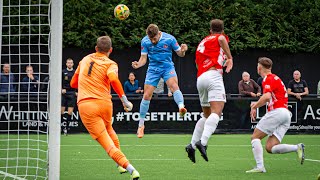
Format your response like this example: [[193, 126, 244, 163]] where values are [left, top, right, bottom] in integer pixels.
[[0, 63, 48, 96], [0, 62, 315, 101], [238, 70, 310, 100]]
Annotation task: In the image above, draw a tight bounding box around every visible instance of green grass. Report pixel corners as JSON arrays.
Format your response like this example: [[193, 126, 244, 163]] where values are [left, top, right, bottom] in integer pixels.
[[61, 134, 320, 180], [0, 134, 48, 179], [1, 134, 320, 180]]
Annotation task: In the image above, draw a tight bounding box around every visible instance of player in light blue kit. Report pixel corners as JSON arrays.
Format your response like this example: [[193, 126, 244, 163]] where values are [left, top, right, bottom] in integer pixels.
[[132, 24, 188, 138]]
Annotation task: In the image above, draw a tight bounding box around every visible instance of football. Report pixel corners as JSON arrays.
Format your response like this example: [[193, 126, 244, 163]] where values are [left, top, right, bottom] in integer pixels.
[[114, 4, 130, 20]]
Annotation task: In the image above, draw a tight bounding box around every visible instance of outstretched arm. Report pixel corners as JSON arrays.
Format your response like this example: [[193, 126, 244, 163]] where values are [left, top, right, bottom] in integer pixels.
[[132, 54, 148, 69], [175, 44, 188, 57], [108, 72, 133, 111], [108, 72, 125, 97]]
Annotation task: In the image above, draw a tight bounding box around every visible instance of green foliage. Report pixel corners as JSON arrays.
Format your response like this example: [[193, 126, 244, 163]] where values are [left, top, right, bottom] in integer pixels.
[[2, 0, 320, 53], [62, 0, 320, 53]]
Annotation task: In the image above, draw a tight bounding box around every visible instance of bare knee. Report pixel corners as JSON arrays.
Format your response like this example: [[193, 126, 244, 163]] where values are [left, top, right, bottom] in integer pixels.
[[170, 84, 179, 92], [265, 144, 273, 154], [250, 135, 258, 141], [143, 93, 153, 100]]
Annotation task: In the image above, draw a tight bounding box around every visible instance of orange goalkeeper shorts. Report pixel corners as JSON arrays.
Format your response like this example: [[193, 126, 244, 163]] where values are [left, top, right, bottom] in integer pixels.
[[78, 99, 113, 139]]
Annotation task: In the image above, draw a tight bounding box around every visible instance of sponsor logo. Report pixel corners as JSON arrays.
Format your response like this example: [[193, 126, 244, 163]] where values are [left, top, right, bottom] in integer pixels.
[[304, 105, 320, 120], [0, 106, 80, 128], [112, 112, 224, 122], [264, 85, 270, 89]]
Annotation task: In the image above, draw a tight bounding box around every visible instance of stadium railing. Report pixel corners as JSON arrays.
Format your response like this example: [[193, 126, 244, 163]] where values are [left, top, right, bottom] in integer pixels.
[[0, 93, 318, 102]]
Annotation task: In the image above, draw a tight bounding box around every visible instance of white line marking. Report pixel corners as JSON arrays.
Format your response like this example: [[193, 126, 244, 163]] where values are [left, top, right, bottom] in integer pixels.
[[0, 170, 27, 180], [1, 144, 319, 147], [61, 144, 320, 147], [71, 158, 303, 161], [305, 158, 320, 162]]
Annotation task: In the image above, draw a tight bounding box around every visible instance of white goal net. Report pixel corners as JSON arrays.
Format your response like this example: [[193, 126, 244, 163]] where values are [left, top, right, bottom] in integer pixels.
[[0, 0, 62, 179]]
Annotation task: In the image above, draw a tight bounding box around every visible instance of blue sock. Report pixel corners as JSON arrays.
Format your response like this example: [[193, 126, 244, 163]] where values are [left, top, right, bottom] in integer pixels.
[[139, 99, 150, 127], [173, 90, 184, 109]]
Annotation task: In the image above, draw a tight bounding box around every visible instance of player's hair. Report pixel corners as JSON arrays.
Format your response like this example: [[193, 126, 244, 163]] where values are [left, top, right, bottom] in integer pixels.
[[210, 19, 224, 33], [66, 58, 73, 62], [258, 57, 273, 69], [96, 36, 112, 52], [146, 24, 159, 38]]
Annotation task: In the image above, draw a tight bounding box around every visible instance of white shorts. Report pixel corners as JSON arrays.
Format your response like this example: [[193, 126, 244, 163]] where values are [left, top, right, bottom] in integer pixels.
[[197, 70, 226, 107], [256, 108, 291, 142]]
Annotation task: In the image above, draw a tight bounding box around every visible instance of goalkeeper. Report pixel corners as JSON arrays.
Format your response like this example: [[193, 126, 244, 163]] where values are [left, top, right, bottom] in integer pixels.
[[70, 36, 140, 180]]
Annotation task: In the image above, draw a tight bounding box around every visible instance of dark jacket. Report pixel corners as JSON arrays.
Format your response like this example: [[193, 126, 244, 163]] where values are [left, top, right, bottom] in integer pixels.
[[238, 79, 261, 96], [124, 80, 139, 94], [0, 73, 15, 93], [21, 75, 39, 92]]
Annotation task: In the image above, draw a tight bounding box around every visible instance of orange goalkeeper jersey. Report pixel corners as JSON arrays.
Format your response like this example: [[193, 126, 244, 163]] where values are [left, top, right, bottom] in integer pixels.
[[72, 52, 118, 103]]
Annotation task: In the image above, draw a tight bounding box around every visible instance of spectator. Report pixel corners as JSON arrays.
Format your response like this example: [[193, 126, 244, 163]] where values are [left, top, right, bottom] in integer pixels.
[[238, 71, 261, 97], [21, 65, 39, 92], [123, 72, 143, 94], [61, 58, 77, 135], [0, 63, 15, 93], [154, 78, 172, 96], [287, 70, 309, 100]]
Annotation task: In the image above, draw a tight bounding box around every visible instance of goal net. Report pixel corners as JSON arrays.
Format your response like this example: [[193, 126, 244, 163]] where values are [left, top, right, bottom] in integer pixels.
[[0, 0, 62, 179]]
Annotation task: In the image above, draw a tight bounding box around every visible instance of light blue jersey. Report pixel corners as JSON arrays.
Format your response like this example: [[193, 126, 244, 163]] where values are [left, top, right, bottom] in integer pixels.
[[141, 32, 181, 69], [141, 32, 181, 86]]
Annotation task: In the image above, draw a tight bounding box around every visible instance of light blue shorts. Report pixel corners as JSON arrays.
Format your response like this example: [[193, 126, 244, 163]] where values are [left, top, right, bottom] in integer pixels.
[[144, 67, 177, 87]]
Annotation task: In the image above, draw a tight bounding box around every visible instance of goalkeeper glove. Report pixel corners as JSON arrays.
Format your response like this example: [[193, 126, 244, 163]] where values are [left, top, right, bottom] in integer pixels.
[[120, 95, 133, 112]]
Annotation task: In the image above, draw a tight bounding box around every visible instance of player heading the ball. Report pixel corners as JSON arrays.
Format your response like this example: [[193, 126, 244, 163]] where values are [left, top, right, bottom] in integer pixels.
[[132, 24, 188, 138]]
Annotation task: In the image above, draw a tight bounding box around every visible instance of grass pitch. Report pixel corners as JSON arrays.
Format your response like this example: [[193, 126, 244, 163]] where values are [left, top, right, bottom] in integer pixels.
[[60, 134, 319, 180]]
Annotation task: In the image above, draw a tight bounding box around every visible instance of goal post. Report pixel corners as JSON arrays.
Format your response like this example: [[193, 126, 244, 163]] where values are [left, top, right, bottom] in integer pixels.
[[0, 0, 62, 179], [49, 0, 63, 179]]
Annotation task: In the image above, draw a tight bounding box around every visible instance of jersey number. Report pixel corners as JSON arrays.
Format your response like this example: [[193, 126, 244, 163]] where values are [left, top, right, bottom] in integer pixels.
[[197, 41, 205, 53], [88, 62, 94, 76]]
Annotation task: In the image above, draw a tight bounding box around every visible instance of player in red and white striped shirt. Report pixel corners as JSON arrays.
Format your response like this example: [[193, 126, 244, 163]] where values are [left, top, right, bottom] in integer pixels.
[[186, 19, 233, 163], [247, 57, 305, 173]]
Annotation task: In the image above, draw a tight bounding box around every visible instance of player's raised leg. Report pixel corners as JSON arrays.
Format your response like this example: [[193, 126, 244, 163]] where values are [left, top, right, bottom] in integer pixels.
[[137, 84, 156, 138], [266, 126, 305, 165], [165, 72, 187, 117]]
